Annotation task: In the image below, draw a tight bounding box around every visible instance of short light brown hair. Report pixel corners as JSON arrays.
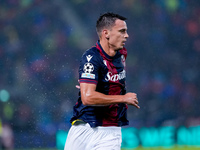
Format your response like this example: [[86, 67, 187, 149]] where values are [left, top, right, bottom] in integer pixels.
[[96, 12, 127, 38]]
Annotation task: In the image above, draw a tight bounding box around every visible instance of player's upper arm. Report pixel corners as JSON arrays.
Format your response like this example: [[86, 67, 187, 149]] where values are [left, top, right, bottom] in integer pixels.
[[79, 49, 100, 85], [80, 82, 96, 105]]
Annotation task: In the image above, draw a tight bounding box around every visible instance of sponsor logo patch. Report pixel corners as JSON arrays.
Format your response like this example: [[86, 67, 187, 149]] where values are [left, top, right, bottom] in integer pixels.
[[81, 73, 95, 79], [105, 70, 126, 82]]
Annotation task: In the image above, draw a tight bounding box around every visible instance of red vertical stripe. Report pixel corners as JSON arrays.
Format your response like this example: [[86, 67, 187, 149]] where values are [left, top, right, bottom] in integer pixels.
[[96, 42, 125, 126]]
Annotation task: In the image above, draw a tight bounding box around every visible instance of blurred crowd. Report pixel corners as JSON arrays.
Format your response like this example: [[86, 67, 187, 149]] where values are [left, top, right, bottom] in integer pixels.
[[0, 0, 200, 149]]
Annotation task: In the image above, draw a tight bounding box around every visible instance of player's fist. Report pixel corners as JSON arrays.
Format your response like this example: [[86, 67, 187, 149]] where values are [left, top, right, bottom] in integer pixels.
[[124, 93, 140, 108]]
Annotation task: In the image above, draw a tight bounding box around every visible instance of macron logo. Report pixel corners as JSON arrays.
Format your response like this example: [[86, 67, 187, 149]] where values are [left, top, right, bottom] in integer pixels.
[[86, 55, 93, 62]]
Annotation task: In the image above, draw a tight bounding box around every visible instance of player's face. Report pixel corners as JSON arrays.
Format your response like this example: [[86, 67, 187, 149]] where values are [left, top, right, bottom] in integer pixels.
[[108, 19, 129, 50]]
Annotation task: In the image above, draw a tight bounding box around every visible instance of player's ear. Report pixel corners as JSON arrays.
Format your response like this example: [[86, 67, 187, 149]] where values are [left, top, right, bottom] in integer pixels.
[[103, 29, 109, 40]]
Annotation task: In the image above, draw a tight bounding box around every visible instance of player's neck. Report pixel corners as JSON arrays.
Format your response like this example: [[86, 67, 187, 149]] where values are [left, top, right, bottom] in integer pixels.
[[100, 40, 117, 57]]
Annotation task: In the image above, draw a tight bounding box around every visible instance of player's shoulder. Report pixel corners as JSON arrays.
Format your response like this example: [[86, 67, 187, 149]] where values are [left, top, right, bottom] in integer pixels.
[[82, 46, 101, 60], [84, 46, 100, 55], [119, 47, 127, 59], [119, 47, 127, 55]]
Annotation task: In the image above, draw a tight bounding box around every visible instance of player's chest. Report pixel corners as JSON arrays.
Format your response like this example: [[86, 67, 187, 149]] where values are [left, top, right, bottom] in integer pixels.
[[100, 57, 126, 82]]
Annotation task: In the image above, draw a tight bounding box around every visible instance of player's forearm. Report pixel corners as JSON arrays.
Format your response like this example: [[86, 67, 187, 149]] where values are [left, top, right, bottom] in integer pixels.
[[81, 90, 124, 106], [80, 82, 140, 108]]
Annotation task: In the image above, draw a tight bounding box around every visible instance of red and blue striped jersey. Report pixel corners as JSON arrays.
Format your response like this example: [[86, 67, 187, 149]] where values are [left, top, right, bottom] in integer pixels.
[[70, 41, 129, 127]]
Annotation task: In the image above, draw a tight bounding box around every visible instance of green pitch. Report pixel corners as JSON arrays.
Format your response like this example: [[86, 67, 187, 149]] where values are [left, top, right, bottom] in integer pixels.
[[122, 146, 200, 150], [14, 147, 200, 150]]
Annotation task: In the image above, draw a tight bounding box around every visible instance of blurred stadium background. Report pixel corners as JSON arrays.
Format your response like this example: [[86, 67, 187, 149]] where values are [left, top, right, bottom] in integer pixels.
[[0, 0, 200, 149]]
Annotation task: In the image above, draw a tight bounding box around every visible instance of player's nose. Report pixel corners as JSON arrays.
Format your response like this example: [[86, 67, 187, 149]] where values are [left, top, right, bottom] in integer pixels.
[[125, 32, 129, 38]]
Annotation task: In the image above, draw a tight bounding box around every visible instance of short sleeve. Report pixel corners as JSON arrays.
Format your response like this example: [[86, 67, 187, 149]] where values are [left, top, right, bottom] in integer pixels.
[[79, 50, 100, 84]]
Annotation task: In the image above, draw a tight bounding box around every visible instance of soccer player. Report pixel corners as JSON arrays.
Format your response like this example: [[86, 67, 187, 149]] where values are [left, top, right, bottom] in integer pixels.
[[64, 12, 140, 150]]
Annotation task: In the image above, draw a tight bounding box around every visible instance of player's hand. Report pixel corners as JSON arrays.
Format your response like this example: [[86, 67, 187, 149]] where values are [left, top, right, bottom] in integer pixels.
[[76, 85, 80, 89], [75, 80, 80, 89], [124, 93, 140, 109]]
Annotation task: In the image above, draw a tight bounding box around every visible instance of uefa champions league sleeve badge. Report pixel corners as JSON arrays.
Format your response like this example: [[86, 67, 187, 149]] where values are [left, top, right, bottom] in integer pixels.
[[81, 55, 96, 79]]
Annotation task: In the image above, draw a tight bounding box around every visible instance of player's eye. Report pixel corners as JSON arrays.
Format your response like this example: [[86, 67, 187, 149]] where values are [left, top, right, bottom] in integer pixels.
[[119, 29, 126, 33]]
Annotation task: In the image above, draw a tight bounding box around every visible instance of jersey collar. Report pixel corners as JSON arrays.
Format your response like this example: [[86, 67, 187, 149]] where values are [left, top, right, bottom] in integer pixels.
[[96, 40, 120, 60]]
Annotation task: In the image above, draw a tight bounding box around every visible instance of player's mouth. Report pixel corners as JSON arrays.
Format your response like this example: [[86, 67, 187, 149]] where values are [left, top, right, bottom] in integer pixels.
[[122, 41, 126, 45]]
